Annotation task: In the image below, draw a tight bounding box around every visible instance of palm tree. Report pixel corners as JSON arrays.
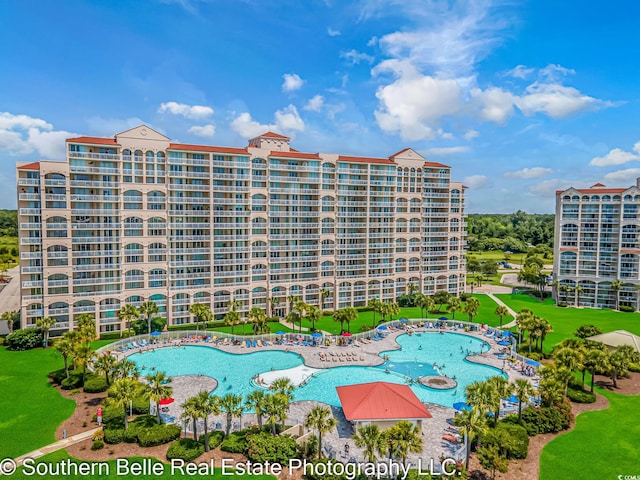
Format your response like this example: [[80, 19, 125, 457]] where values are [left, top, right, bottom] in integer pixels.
[[245, 390, 267, 428], [224, 299, 241, 335], [368, 298, 383, 328], [264, 392, 289, 434], [146, 371, 173, 424], [494, 305, 509, 328], [76, 313, 97, 344], [550, 280, 560, 303], [447, 297, 462, 320], [558, 284, 569, 304], [386, 420, 423, 468], [488, 376, 514, 424], [271, 377, 296, 402], [287, 294, 299, 316], [117, 304, 139, 338], [343, 306, 358, 333], [220, 393, 243, 436], [307, 306, 321, 332], [539, 367, 565, 407], [248, 307, 266, 335], [114, 358, 139, 380], [584, 347, 609, 393], [1, 310, 19, 334], [140, 300, 159, 334], [536, 317, 554, 353], [352, 424, 386, 463], [36, 317, 56, 348], [574, 284, 584, 307], [463, 297, 480, 322], [268, 296, 280, 318], [55, 332, 77, 379], [181, 396, 200, 441], [320, 288, 331, 311], [74, 343, 95, 386], [453, 406, 489, 470], [415, 294, 434, 321], [513, 378, 536, 421], [304, 406, 337, 459], [466, 380, 498, 414], [386, 302, 400, 322], [189, 302, 212, 335], [554, 346, 584, 394], [611, 279, 623, 310], [286, 308, 301, 334], [192, 391, 220, 451], [333, 309, 346, 333], [93, 354, 118, 386], [107, 378, 141, 430]]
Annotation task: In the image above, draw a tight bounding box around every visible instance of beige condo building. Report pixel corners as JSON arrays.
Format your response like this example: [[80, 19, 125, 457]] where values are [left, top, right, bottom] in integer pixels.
[[17, 126, 467, 335]]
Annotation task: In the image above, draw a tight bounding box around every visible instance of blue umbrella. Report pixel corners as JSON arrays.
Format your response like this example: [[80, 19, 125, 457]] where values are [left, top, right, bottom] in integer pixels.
[[150, 331, 161, 336], [505, 394, 519, 403], [525, 359, 540, 367], [275, 331, 287, 335], [311, 332, 323, 337], [378, 325, 388, 330], [497, 340, 511, 346], [439, 316, 449, 321], [501, 331, 513, 337], [399, 318, 408, 323], [453, 402, 472, 412]]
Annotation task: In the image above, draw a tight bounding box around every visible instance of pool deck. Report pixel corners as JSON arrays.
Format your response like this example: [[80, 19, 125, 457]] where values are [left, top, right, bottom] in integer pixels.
[[120, 325, 538, 464]]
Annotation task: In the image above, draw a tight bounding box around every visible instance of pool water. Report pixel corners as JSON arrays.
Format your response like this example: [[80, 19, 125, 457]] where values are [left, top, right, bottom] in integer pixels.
[[129, 332, 503, 408]]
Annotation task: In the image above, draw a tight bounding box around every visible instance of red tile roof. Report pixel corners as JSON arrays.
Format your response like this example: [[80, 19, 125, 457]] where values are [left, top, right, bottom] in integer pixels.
[[168, 143, 248, 155], [336, 382, 432, 421], [259, 131, 290, 139], [66, 136, 119, 145], [424, 161, 450, 168], [18, 162, 40, 170], [557, 187, 631, 195], [390, 148, 412, 157], [338, 155, 396, 165], [269, 151, 320, 159]]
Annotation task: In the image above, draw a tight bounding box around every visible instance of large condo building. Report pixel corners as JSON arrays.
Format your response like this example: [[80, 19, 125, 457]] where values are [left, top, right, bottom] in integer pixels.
[[17, 126, 467, 335], [554, 179, 640, 309]]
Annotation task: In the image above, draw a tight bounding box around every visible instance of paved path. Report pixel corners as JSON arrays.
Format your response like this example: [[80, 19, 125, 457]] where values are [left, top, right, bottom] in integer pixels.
[[485, 292, 519, 328], [14, 428, 101, 465]]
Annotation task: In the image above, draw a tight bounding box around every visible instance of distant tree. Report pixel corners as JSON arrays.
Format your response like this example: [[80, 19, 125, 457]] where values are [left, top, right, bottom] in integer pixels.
[[36, 316, 56, 347], [494, 305, 509, 328], [447, 297, 462, 320], [140, 300, 159, 334], [463, 297, 480, 322], [433, 291, 451, 311]]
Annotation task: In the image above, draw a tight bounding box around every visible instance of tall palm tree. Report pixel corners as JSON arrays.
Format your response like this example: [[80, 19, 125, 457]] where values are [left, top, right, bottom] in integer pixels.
[[488, 376, 514, 424], [494, 305, 509, 328], [268, 296, 280, 318], [248, 307, 266, 335], [611, 279, 623, 310], [146, 371, 173, 424], [304, 406, 337, 459], [320, 288, 330, 311], [368, 298, 383, 329], [352, 424, 386, 463], [463, 297, 480, 322], [1, 310, 19, 334], [114, 358, 139, 380], [245, 390, 267, 428], [74, 343, 95, 386], [559, 284, 569, 304], [333, 309, 346, 333], [447, 297, 462, 320], [181, 396, 200, 441], [584, 347, 609, 393], [192, 391, 220, 451], [287, 294, 299, 317], [224, 299, 241, 335], [93, 354, 118, 386], [554, 346, 584, 394], [415, 294, 434, 321], [117, 304, 139, 338], [307, 306, 321, 332], [343, 306, 358, 333], [107, 377, 141, 430], [271, 377, 296, 402], [220, 393, 243, 436], [513, 378, 536, 421], [385, 420, 423, 468], [36, 316, 57, 348], [574, 284, 584, 307], [264, 393, 289, 434], [453, 406, 489, 470], [55, 332, 77, 379], [466, 380, 498, 414], [76, 313, 97, 344], [140, 300, 159, 334], [386, 302, 400, 322], [189, 302, 212, 335]]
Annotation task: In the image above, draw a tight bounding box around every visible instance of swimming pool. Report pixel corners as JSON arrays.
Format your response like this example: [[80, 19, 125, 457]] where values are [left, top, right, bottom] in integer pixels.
[[128, 332, 503, 408]]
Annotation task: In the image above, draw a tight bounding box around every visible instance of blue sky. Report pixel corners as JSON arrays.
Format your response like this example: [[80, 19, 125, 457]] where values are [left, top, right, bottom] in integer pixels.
[[2, 0, 640, 212]]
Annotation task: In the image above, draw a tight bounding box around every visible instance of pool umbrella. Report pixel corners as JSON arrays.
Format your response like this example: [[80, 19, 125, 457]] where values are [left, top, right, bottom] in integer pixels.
[[525, 359, 540, 367], [159, 397, 174, 405], [501, 331, 513, 337], [341, 332, 352, 337], [505, 394, 519, 403], [275, 331, 287, 335], [311, 332, 323, 337], [399, 318, 408, 323], [150, 331, 161, 336], [378, 325, 388, 330], [453, 402, 472, 412], [439, 316, 449, 321], [497, 340, 511, 346]]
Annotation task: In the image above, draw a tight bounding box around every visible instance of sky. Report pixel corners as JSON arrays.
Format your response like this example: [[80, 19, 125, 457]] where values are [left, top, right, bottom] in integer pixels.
[[1, 0, 640, 213]]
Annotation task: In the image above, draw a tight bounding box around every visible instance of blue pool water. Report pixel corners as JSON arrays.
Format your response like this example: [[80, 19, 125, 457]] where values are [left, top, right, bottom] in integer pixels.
[[128, 332, 504, 408]]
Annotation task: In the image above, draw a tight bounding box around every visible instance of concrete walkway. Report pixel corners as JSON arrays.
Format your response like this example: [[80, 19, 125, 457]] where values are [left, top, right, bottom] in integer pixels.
[[485, 292, 519, 328], [14, 427, 101, 465]]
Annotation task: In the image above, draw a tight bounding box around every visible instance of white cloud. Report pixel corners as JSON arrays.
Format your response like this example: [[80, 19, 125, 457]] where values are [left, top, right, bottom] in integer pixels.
[[282, 73, 304, 92], [504, 167, 552, 179], [340, 49, 374, 65], [603, 168, 640, 184], [367, 36, 378, 47], [539, 64, 575, 80], [504, 65, 535, 79], [188, 124, 216, 137], [304, 95, 325, 112], [158, 101, 214, 119], [424, 146, 469, 156], [463, 130, 479, 140], [274, 104, 305, 132], [529, 178, 575, 196], [0, 112, 75, 159], [515, 82, 607, 118], [230, 113, 270, 139], [590, 142, 640, 167], [471, 86, 516, 123], [327, 27, 341, 36], [463, 174, 489, 189]]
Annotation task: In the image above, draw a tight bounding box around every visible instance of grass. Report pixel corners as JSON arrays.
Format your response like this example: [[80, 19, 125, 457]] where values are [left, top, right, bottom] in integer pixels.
[[209, 321, 294, 335], [0, 235, 19, 269], [495, 293, 640, 352], [0, 346, 75, 458], [540, 388, 640, 480], [467, 249, 554, 265], [12, 450, 276, 479]]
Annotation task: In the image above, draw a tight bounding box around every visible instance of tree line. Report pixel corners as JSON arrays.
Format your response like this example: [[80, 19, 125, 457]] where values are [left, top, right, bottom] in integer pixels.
[[468, 211, 554, 252], [0, 210, 17, 237]]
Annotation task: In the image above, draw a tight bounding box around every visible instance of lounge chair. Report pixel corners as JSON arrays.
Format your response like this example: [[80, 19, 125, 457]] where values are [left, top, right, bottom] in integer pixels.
[[252, 340, 257, 348]]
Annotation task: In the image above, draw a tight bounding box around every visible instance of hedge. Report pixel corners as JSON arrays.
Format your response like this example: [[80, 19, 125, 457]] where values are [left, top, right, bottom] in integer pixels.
[[245, 432, 299, 463], [104, 428, 125, 444], [138, 424, 182, 447], [220, 431, 248, 453], [83, 375, 108, 393], [167, 438, 204, 461], [201, 431, 225, 450], [485, 423, 529, 459], [619, 305, 636, 313], [566, 386, 596, 403], [5, 329, 43, 350]]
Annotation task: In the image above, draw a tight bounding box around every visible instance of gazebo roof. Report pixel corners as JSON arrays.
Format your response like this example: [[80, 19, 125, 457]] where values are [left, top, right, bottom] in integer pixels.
[[336, 382, 432, 421], [587, 330, 640, 353]]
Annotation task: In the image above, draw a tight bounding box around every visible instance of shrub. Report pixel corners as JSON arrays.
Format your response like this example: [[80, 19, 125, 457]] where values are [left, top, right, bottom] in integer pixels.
[[459, 292, 471, 301], [49, 368, 68, 385], [138, 424, 182, 447], [300, 434, 318, 460], [131, 396, 150, 414], [166, 438, 204, 462], [91, 440, 104, 450], [566, 386, 596, 404], [628, 362, 640, 373], [302, 458, 368, 480], [132, 415, 159, 428], [83, 375, 108, 393], [102, 406, 124, 428], [245, 432, 299, 463], [200, 430, 225, 450], [517, 401, 572, 436], [557, 302, 568, 307], [485, 423, 529, 460], [104, 428, 125, 444], [220, 431, 248, 453], [123, 425, 140, 443], [5, 329, 43, 350], [61, 373, 84, 390], [619, 305, 635, 313]]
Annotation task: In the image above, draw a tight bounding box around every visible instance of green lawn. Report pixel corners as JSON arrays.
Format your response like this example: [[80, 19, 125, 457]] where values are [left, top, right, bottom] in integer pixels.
[[13, 451, 276, 480], [495, 293, 640, 352], [0, 347, 75, 458], [540, 389, 640, 480], [209, 322, 294, 335]]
